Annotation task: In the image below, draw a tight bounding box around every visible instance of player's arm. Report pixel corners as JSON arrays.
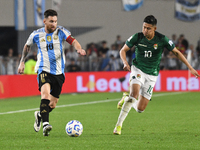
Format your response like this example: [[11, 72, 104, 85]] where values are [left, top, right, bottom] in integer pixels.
[[18, 44, 31, 74], [172, 47, 200, 78], [120, 44, 131, 72], [66, 35, 86, 56], [71, 39, 86, 56]]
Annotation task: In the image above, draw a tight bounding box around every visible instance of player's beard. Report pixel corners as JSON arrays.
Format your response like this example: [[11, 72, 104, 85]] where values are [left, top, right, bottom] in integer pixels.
[[145, 34, 150, 39], [47, 26, 56, 33]]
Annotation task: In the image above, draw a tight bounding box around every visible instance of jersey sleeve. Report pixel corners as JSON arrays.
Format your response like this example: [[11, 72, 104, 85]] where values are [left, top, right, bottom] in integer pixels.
[[26, 32, 35, 46], [125, 33, 139, 48], [58, 26, 75, 45], [163, 36, 175, 51]]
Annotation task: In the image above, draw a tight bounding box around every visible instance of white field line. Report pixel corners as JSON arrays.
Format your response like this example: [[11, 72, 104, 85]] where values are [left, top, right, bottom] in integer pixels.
[[0, 92, 183, 115]]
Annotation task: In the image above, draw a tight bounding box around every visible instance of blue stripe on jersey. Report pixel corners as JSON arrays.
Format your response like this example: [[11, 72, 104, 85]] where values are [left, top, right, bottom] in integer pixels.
[[46, 33, 57, 75], [58, 30, 65, 74]]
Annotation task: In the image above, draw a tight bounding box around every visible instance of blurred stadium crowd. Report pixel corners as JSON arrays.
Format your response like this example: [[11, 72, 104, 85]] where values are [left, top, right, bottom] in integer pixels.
[[0, 34, 200, 75]]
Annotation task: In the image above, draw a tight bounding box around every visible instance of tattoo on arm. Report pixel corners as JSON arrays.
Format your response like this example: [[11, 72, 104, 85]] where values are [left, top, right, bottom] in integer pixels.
[[21, 45, 31, 62]]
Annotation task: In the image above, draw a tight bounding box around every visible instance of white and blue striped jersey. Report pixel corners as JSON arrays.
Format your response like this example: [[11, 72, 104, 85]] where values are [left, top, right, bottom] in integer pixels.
[[26, 26, 72, 75]]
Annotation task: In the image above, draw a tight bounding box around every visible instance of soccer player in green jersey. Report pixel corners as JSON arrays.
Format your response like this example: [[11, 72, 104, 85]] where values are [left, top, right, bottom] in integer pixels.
[[113, 15, 200, 135]]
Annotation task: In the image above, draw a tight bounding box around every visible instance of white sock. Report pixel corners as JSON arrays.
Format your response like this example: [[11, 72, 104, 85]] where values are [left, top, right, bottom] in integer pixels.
[[116, 97, 134, 127], [132, 98, 138, 111]]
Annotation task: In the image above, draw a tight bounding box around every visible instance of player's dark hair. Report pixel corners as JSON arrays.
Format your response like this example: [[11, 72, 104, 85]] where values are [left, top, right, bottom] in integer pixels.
[[44, 9, 57, 18], [144, 15, 157, 26]]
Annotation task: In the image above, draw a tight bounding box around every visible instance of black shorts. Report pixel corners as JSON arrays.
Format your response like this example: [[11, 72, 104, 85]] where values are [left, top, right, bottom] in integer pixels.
[[37, 71, 65, 98]]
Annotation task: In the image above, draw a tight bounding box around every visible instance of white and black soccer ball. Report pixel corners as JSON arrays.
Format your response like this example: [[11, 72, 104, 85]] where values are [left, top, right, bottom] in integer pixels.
[[65, 120, 83, 137]]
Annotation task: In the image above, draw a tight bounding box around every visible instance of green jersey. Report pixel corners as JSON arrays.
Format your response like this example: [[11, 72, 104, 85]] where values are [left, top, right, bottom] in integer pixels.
[[126, 31, 175, 76]]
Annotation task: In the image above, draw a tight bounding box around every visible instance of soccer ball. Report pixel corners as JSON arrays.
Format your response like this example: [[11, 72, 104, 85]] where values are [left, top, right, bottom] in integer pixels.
[[65, 120, 83, 137]]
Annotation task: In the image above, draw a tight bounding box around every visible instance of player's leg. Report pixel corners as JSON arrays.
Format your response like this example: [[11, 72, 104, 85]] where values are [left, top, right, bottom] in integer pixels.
[[133, 75, 157, 113], [48, 73, 64, 110], [34, 72, 52, 135], [113, 83, 140, 135], [40, 83, 52, 136], [34, 78, 51, 133], [133, 94, 149, 113], [42, 94, 59, 136], [42, 73, 64, 136], [41, 88, 62, 136], [44, 73, 64, 136], [34, 83, 54, 133], [114, 65, 145, 135]]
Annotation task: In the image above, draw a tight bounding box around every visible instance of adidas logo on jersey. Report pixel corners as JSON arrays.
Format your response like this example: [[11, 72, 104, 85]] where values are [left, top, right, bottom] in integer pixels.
[[40, 39, 45, 42]]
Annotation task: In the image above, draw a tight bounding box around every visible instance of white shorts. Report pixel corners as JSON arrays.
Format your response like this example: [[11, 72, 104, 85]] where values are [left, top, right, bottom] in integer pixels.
[[129, 65, 158, 100]]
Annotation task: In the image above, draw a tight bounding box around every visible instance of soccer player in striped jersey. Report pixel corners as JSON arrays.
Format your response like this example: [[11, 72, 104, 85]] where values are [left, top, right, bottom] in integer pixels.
[[18, 9, 86, 136], [113, 15, 200, 135]]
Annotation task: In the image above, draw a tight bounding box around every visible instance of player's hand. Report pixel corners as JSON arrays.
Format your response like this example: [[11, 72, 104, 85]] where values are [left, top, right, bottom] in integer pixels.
[[123, 63, 131, 72], [190, 68, 200, 78], [18, 62, 25, 74], [77, 49, 86, 56]]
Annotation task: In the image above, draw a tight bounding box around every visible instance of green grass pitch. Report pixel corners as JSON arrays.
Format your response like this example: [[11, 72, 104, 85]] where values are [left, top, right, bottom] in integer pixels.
[[0, 92, 200, 150]]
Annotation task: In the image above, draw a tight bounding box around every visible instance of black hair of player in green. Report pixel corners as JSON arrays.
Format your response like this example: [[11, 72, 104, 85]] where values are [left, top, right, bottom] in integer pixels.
[[144, 15, 157, 26]]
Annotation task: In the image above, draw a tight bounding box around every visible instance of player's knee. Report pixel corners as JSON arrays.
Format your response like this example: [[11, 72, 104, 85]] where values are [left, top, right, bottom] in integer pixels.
[[41, 92, 50, 99], [137, 106, 145, 113], [129, 93, 138, 100], [49, 99, 58, 108], [49, 102, 56, 109], [50, 104, 56, 109]]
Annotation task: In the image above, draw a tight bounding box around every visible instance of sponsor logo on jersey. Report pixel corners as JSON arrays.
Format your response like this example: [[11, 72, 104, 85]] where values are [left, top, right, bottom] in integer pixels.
[[154, 44, 158, 49], [54, 35, 58, 40], [138, 44, 147, 47], [47, 36, 52, 42], [137, 74, 141, 79]]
